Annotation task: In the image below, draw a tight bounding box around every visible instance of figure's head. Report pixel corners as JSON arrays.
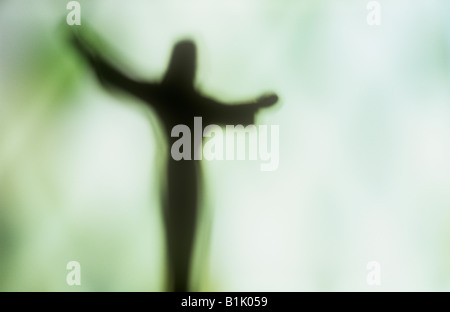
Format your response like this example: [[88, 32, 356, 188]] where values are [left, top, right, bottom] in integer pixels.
[[163, 40, 197, 88]]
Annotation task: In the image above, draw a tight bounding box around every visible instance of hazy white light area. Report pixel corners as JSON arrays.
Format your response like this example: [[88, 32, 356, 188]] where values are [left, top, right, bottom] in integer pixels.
[[0, 0, 449, 291]]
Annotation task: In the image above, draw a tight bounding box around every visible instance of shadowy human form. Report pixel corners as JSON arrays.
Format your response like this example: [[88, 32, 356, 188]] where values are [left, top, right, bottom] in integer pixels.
[[70, 32, 278, 292]]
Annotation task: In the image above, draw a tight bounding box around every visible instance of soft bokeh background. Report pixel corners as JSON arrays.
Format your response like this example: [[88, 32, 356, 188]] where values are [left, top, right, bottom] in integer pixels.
[[1, 0, 450, 291]]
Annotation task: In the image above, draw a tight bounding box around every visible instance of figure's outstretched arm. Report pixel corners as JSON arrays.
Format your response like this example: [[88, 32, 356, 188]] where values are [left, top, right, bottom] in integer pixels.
[[70, 32, 154, 101], [233, 93, 279, 110], [200, 93, 278, 125]]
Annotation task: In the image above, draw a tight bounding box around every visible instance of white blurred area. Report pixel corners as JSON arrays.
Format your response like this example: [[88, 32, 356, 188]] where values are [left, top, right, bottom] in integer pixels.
[[0, 0, 450, 291]]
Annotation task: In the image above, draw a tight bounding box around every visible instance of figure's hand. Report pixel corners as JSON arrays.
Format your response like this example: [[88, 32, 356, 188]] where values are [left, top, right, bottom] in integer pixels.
[[69, 31, 109, 86], [235, 93, 279, 125], [255, 93, 279, 109], [70, 32, 96, 63]]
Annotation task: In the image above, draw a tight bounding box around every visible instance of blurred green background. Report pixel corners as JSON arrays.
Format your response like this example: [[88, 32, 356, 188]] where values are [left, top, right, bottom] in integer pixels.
[[0, 0, 450, 291]]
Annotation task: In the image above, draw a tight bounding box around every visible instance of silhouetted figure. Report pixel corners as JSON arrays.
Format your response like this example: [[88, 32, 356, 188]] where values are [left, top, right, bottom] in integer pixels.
[[71, 32, 278, 292]]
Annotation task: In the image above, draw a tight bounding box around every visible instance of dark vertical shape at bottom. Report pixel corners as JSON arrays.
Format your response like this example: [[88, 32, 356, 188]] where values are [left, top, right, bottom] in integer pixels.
[[163, 156, 201, 292]]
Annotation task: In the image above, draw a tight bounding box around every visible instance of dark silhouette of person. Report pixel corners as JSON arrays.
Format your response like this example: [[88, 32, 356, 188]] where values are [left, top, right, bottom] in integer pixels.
[[70, 32, 278, 292]]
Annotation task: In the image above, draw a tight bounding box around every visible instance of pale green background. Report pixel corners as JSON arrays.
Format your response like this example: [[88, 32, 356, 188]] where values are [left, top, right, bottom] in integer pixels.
[[0, 0, 449, 291]]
